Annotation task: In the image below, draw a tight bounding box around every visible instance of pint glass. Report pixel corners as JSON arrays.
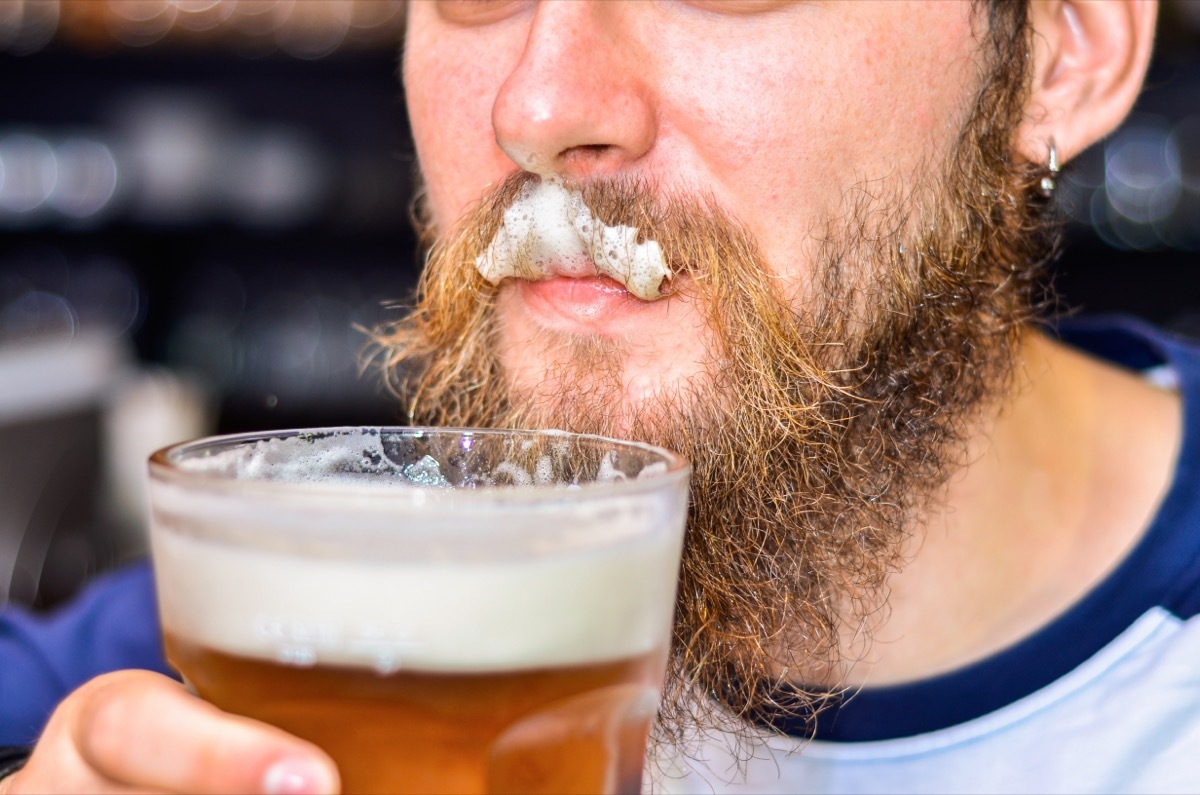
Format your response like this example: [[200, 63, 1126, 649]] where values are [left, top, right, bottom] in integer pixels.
[[147, 427, 690, 795]]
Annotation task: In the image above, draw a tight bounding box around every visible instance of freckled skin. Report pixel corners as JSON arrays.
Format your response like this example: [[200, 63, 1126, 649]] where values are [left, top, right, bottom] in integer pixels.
[[403, 0, 981, 405]]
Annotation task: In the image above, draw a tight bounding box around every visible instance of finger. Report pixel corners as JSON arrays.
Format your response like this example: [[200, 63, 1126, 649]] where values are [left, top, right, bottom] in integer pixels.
[[5, 764, 159, 795], [74, 671, 339, 794]]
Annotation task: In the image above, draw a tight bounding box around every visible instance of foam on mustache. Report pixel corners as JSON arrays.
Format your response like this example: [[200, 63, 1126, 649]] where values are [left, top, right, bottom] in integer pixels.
[[473, 176, 671, 301]]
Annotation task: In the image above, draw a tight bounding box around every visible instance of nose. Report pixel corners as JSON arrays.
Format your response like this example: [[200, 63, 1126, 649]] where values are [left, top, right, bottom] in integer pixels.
[[492, 1, 656, 180]]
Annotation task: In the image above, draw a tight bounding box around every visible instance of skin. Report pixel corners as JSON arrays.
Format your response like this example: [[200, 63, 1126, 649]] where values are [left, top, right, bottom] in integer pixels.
[[1, 1, 1166, 792], [406, 0, 981, 410]]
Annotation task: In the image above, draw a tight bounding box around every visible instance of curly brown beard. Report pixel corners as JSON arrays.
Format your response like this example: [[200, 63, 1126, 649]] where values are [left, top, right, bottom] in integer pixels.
[[370, 6, 1055, 749]]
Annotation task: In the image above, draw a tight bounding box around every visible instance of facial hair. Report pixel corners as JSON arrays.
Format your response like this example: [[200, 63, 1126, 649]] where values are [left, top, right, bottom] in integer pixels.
[[370, 12, 1054, 748]]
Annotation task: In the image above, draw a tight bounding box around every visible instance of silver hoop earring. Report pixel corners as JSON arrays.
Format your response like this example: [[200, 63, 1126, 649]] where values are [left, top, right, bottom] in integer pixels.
[[1039, 140, 1060, 197]]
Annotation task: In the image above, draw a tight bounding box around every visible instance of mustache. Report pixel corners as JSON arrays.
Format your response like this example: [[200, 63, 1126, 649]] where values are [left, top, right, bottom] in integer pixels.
[[380, 165, 831, 429], [466, 170, 754, 294]]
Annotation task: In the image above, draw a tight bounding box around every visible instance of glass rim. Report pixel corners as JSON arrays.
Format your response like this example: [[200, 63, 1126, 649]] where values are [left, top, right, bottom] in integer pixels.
[[148, 425, 691, 504]]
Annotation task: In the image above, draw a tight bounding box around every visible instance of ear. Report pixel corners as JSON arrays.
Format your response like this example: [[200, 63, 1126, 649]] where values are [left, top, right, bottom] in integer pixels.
[[1014, 0, 1157, 166]]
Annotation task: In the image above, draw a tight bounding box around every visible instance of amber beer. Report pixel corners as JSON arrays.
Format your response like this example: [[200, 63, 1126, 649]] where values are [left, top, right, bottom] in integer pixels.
[[165, 637, 662, 794], [148, 428, 690, 795]]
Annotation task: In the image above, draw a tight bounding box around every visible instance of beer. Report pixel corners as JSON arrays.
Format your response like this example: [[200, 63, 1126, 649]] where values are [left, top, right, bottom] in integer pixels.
[[148, 428, 690, 795], [166, 635, 662, 794]]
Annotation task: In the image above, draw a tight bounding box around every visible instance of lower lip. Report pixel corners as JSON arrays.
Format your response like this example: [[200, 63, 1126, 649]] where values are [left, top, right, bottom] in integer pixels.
[[518, 276, 647, 328]]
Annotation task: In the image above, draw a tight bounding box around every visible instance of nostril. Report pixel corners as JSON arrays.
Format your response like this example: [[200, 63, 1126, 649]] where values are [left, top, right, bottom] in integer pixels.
[[501, 141, 621, 180], [560, 144, 623, 176]]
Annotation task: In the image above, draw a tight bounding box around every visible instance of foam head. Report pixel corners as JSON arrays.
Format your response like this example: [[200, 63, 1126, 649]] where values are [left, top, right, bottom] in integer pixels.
[[148, 427, 690, 673]]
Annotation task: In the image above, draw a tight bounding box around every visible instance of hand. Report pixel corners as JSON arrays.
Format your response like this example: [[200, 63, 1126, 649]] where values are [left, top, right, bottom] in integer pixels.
[[0, 670, 339, 794]]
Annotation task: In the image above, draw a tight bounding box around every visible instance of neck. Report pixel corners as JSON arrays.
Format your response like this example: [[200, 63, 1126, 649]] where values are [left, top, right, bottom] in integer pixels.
[[834, 327, 1182, 687]]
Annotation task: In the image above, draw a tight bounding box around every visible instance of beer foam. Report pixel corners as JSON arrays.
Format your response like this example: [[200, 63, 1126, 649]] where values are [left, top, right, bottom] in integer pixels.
[[178, 433, 457, 489], [153, 516, 681, 674], [177, 432, 657, 492], [474, 178, 670, 301]]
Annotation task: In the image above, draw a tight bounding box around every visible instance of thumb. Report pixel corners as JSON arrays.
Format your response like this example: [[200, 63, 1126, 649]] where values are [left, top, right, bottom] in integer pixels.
[[22, 670, 340, 794]]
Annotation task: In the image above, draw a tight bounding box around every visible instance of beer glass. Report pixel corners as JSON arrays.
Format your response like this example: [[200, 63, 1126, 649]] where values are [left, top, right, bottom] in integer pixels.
[[147, 427, 690, 795]]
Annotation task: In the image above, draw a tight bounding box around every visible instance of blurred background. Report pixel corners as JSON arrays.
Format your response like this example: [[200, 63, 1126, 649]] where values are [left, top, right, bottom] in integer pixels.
[[0, 0, 1198, 610]]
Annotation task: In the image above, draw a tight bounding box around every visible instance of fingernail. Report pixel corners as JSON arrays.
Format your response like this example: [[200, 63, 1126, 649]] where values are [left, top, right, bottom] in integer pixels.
[[262, 756, 336, 795]]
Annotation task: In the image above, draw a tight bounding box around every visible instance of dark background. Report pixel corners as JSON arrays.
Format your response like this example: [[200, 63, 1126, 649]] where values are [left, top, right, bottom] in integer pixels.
[[1, 1, 1198, 608]]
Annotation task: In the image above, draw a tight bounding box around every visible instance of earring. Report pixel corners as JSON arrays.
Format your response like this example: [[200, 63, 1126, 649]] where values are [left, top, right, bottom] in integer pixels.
[[1039, 139, 1060, 197]]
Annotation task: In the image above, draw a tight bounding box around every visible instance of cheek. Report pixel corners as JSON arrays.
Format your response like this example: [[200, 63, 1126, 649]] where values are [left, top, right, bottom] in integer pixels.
[[404, 34, 518, 227], [661, 9, 977, 287]]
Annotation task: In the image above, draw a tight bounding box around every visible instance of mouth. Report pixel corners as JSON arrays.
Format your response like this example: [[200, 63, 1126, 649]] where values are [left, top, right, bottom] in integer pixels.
[[474, 176, 672, 302], [511, 266, 686, 338], [516, 272, 661, 332]]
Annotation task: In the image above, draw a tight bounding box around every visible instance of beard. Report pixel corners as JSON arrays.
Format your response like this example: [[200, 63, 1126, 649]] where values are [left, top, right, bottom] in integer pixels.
[[371, 11, 1055, 750]]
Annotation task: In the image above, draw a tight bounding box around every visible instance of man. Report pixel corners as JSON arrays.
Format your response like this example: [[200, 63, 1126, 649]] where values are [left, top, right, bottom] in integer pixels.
[[1, 0, 1189, 792]]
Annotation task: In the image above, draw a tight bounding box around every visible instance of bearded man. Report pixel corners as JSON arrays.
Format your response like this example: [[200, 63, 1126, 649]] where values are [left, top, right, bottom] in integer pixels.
[[1, 1, 1193, 793]]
